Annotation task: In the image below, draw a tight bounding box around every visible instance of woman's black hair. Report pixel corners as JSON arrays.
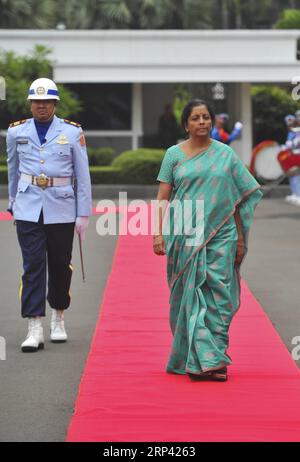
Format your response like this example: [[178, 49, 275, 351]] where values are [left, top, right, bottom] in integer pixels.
[[181, 99, 215, 130]]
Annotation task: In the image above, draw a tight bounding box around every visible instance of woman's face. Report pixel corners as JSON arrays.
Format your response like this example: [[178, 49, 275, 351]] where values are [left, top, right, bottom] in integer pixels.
[[186, 105, 212, 138]]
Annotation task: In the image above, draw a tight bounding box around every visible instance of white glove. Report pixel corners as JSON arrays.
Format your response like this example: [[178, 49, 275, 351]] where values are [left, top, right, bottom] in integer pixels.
[[75, 216, 89, 241], [7, 197, 15, 216], [234, 121, 243, 131]]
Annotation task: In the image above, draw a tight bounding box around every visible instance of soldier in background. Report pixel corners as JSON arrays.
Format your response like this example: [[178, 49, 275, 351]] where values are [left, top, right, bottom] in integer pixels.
[[211, 113, 243, 145], [284, 114, 300, 205], [7, 78, 92, 352]]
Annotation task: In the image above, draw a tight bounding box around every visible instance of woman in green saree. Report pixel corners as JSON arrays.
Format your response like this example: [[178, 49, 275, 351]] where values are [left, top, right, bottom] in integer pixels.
[[153, 99, 262, 382]]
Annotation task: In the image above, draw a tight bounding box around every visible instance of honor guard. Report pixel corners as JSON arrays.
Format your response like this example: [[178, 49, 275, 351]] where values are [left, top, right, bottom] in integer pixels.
[[7, 78, 92, 352], [283, 114, 300, 206], [211, 113, 243, 145]]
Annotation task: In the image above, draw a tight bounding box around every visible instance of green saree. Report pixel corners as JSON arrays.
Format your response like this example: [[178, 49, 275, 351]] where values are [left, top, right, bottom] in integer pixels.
[[157, 140, 263, 375]]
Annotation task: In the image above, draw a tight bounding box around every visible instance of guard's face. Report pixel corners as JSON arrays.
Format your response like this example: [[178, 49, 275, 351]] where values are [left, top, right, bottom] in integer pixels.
[[186, 105, 212, 137], [31, 99, 56, 122], [215, 115, 225, 129]]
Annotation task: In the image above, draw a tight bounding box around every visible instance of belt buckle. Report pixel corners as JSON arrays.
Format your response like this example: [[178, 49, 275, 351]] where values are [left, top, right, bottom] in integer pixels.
[[36, 174, 49, 188]]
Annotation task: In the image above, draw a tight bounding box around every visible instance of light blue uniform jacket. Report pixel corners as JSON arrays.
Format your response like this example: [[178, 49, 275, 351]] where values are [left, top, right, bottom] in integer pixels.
[[7, 115, 92, 224]]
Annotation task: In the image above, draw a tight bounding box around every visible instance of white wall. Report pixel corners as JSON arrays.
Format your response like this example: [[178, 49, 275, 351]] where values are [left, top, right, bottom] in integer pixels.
[[0, 30, 299, 83]]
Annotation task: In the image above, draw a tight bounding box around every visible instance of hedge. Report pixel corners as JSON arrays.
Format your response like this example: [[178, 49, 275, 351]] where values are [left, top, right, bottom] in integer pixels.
[[0, 166, 8, 184], [0, 148, 166, 185], [87, 147, 116, 166], [89, 166, 123, 184], [111, 148, 165, 184], [0, 156, 6, 166]]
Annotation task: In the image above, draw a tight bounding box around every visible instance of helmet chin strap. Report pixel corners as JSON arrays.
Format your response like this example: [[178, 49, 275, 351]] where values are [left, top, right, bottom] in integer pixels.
[[46, 105, 56, 121]]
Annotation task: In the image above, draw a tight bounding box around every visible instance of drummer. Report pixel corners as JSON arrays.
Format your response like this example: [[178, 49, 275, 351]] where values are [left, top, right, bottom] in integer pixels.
[[284, 114, 300, 205]]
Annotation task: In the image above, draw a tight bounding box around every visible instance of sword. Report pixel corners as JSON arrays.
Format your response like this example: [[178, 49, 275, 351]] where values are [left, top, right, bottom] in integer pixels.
[[78, 234, 86, 283]]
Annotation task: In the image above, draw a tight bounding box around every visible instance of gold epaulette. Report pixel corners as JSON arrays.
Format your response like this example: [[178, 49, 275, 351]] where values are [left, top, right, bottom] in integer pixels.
[[9, 119, 27, 128], [64, 119, 81, 128]]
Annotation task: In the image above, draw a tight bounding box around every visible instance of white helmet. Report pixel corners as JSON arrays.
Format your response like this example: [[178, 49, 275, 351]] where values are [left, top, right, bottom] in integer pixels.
[[28, 78, 60, 100]]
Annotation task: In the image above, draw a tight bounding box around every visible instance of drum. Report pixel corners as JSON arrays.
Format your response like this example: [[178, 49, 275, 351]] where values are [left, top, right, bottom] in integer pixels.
[[277, 149, 300, 176], [250, 140, 283, 181]]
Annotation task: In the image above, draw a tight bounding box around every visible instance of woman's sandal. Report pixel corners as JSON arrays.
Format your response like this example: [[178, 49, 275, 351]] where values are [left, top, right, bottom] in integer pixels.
[[188, 367, 228, 382], [188, 372, 211, 381], [211, 367, 228, 382]]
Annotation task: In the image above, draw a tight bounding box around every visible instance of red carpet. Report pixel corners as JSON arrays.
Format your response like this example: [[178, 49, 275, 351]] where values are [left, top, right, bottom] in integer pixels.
[[0, 212, 13, 221], [65, 208, 300, 441]]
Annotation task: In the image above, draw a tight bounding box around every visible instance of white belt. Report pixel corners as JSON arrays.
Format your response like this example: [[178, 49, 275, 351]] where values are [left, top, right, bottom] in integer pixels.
[[20, 173, 73, 188]]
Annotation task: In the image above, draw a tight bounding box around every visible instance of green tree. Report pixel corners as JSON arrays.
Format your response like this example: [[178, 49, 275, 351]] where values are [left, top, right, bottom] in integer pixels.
[[274, 8, 300, 28], [0, 45, 82, 126], [0, 0, 56, 28], [211, 0, 300, 29], [1, 0, 300, 30], [251, 85, 300, 145], [173, 85, 191, 128], [55, 0, 213, 30]]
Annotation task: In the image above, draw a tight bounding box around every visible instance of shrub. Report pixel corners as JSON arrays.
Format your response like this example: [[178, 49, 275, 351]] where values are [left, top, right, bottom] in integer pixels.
[[87, 147, 115, 166], [0, 155, 6, 166], [89, 166, 123, 184], [0, 166, 8, 184], [111, 149, 165, 184], [252, 85, 300, 145], [274, 9, 300, 29]]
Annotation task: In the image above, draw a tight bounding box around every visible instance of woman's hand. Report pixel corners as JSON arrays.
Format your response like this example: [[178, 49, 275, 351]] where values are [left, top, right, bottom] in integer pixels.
[[235, 237, 246, 265], [153, 234, 166, 256]]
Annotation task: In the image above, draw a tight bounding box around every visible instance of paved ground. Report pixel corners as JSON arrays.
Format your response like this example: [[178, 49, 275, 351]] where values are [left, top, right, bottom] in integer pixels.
[[0, 195, 299, 442], [242, 196, 300, 368], [0, 201, 118, 442]]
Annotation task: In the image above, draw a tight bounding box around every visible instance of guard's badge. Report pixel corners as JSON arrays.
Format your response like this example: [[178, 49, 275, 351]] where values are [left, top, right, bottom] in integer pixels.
[[80, 133, 86, 146], [36, 87, 46, 95], [56, 134, 69, 144]]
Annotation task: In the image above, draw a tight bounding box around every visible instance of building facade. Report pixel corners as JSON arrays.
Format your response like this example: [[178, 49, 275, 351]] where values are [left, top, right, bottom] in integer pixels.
[[0, 29, 299, 163]]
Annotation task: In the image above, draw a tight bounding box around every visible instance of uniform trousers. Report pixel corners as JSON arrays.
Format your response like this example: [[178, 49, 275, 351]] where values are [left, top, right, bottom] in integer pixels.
[[289, 174, 300, 197], [16, 211, 75, 318]]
